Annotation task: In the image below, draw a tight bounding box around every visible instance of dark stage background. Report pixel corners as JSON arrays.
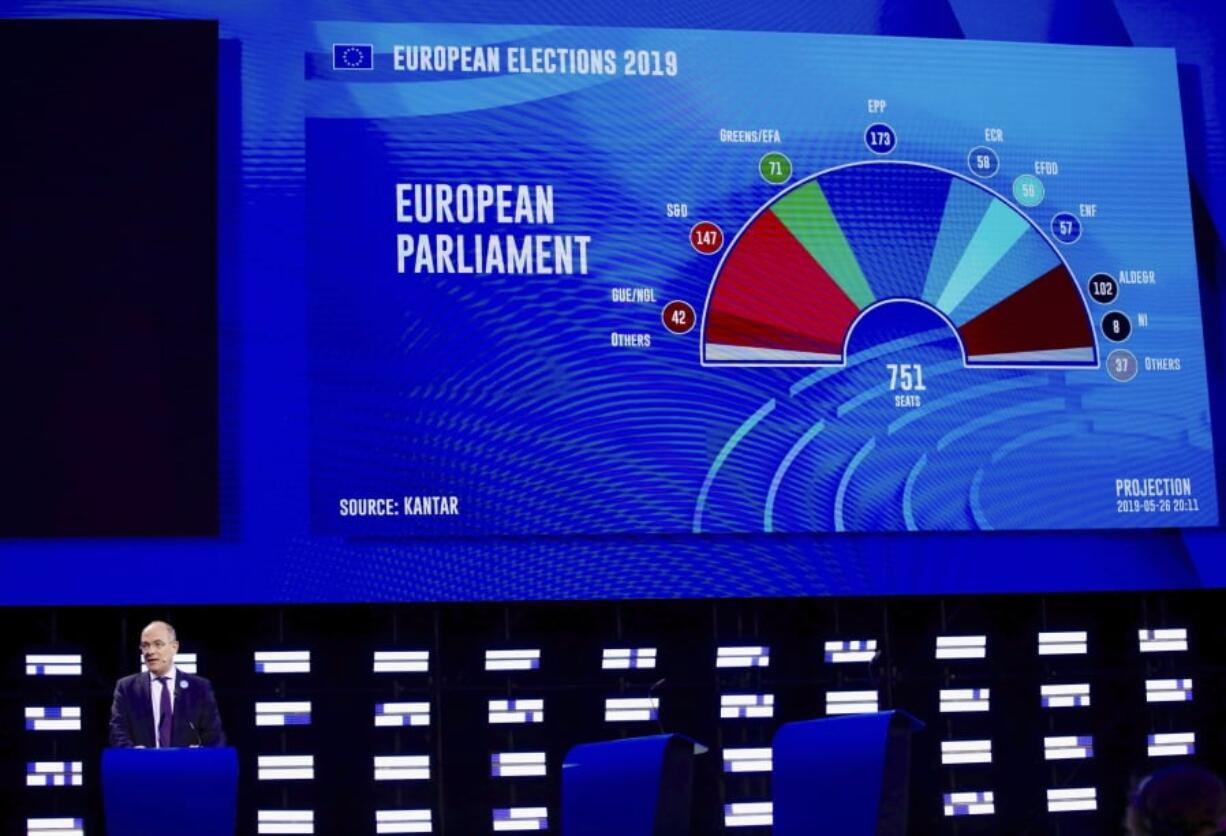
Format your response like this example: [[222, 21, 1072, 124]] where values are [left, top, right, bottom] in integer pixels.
[[4, 591, 1225, 834]]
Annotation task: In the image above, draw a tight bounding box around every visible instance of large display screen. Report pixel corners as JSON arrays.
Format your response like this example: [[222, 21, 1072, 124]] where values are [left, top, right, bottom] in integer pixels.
[[1, 2, 1223, 604], [309, 25, 1216, 535]]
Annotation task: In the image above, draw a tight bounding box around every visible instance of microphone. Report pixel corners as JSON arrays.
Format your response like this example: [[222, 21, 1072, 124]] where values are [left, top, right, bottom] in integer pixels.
[[188, 720, 204, 747], [648, 677, 667, 736]]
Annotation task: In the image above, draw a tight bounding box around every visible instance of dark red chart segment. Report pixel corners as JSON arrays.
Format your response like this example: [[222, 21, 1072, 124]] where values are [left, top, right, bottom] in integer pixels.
[[702, 161, 1098, 367], [959, 264, 1097, 362]]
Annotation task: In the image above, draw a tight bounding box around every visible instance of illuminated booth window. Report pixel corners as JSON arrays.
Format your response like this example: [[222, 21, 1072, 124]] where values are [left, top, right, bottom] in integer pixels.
[[24, 707, 81, 732], [601, 647, 656, 670], [257, 755, 314, 780], [1044, 736, 1093, 760], [492, 807, 548, 832], [826, 690, 878, 716], [489, 699, 544, 725], [944, 791, 994, 817], [1047, 787, 1097, 813], [491, 752, 547, 778], [1041, 683, 1090, 709], [935, 636, 986, 660], [1148, 732, 1195, 758], [376, 809, 433, 834], [720, 693, 773, 720], [374, 755, 430, 781], [255, 702, 312, 727], [724, 802, 772, 828], [717, 646, 769, 669], [485, 649, 541, 672], [26, 761, 83, 787], [256, 810, 313, 835], [723, 748, 772, 773], [1146, 678, 1193, 703], [1138, 629, 1188, 653], [375, 702, 430, 728], [373, 651, 429, 674], [824, 639, 877, 663], [939, 689, 989, 713], [26, 819, 84, 836], [941, 740, 992, 766], [254, 651, 311, 674], [1038, 631, 1087, 656], [604, 697, 659, 723], [25, 655, 82, 677]]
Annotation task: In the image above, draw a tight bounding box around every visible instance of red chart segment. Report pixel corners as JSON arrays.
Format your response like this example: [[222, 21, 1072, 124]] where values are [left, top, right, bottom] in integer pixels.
[[704, 161, 1098, 368], [704, 209, 859, 362], [959, 264, 1097, 363]]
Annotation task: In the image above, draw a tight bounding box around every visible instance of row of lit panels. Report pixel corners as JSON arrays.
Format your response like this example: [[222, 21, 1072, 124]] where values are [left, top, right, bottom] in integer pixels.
[[23, 726, 1197, 790], [23, 809, 468, 834], [15, 781, 1150, 835], [20, 676, 1195, 731], [17, 629, 1193, 676]]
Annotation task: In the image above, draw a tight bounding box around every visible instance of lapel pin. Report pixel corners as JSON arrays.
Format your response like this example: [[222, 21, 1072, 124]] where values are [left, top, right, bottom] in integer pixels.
[[180, 679, 189, 689]]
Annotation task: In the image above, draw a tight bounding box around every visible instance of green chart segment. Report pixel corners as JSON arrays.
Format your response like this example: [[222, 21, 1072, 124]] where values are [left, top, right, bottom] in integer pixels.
[[702, 161, 1099, 366]]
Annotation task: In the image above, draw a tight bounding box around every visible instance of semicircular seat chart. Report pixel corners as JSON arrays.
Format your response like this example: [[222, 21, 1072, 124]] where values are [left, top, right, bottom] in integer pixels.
[[701, 160, 1099, 367]]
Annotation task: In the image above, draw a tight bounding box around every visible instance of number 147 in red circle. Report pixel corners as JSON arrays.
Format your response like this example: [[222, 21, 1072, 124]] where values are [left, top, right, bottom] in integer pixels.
[[689, 221, 724, 255]]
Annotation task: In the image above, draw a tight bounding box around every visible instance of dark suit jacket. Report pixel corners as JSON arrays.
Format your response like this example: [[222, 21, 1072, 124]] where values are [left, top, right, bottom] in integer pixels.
[[108, 670, 225, 748]]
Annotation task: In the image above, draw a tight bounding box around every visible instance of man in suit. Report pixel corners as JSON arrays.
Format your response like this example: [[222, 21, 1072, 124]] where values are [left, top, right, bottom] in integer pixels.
[[108, 620, 225, 748]]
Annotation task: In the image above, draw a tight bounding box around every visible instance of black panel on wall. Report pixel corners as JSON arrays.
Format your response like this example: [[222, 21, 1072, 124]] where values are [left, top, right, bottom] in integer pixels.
[[2, 591, 1225, 834], [0, 19, 219, 536]]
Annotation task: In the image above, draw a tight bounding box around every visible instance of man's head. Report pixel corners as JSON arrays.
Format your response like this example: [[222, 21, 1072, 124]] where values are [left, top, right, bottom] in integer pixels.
[[139, 621, 179, 677], [1127, 764, 1226, 836]]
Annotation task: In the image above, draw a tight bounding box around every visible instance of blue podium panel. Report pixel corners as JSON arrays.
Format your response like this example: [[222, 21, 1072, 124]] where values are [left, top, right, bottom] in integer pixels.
[[562, 734, 704, 836], [772, 712, 923, 836], [102, 748, 238, 836]]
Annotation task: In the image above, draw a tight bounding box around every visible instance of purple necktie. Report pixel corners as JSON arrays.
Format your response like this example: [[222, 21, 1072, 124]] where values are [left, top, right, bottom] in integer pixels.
[[157, 677, 172, 748]]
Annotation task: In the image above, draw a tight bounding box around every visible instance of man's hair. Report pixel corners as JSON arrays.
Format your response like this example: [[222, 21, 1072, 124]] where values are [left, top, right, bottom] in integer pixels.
[[143, 620, 177, 641], [1128, 764, 1226, 836]]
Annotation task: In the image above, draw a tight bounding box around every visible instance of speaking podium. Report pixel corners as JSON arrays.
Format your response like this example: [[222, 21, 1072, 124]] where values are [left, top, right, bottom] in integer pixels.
[[102, 747, 238, 836], [562, 734, 707, 835], [772, 711, 923, 836]]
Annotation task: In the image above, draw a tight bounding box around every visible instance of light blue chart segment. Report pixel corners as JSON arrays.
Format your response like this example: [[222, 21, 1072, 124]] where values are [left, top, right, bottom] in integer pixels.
[[950, 227, 1062, 326], [922, 179, 995, 304], [933, 200, 1031, 316]]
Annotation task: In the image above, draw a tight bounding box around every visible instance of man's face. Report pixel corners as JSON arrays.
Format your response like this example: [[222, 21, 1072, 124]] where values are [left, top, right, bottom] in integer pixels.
[[139, 624, 178, 676]]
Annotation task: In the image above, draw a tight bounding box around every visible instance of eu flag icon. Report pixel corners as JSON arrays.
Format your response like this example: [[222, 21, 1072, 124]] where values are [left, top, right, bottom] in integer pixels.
[[332, 43, 374, 70]]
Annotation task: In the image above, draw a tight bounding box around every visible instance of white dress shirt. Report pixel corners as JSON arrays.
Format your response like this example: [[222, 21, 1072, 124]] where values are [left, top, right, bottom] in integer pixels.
[[149, 666, 177, 748]]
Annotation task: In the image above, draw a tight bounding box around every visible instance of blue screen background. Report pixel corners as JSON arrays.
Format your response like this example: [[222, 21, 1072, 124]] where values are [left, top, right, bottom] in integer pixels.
[[307, 28, 1214, 536], [2, 0, 1224, 604]]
